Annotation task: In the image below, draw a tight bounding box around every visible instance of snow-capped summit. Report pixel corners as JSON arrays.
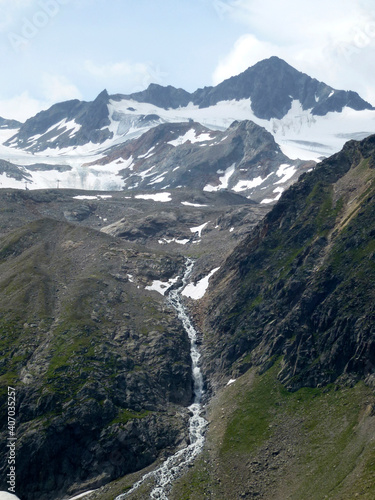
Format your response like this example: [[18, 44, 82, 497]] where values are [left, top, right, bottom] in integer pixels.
[[124, 56, 374, 120]]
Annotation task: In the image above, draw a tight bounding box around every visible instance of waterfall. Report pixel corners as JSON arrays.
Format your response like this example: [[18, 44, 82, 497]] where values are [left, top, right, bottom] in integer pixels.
[[116, 259, 207, 500]]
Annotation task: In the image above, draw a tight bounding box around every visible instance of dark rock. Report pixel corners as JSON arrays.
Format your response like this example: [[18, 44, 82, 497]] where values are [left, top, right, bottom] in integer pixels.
[[200, 133, 375, 391], [64, 203, 96, 221]]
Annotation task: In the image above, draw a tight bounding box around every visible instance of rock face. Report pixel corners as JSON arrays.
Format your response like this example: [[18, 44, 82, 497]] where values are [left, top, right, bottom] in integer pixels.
[[88, 119, 314, 201], [0, 159, 32, 182], [190, 56, 374, 119], [0, 217, 192, 499], [199, 134, 375, 392], [5, 90, 112, 152], [0, 116, 22, 129], [119, 83, 192, 110]]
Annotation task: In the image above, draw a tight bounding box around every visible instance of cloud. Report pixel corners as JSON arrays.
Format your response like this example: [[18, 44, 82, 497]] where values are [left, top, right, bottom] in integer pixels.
[[0, 92, 44, 122], [84, 60, 167, 93], [212, 34, 278, 85], [0, 1, 35, 32], [212, 0, 375, 103], [226, 0, 365, 43], [42, 74, 82, 104], [0, 74, 81, 122]]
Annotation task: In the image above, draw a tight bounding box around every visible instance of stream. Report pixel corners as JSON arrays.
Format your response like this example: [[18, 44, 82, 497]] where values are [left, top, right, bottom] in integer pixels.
[[115, 259, 207, 499]]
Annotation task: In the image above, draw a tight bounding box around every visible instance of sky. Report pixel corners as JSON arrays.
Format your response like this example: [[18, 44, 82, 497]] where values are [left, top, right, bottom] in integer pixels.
[[0, 0, 374, 121]]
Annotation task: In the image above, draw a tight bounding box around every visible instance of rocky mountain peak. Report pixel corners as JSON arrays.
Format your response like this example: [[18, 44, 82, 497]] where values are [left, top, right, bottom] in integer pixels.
[[94, 88, 110, 102], [193, 56, 374, 119]]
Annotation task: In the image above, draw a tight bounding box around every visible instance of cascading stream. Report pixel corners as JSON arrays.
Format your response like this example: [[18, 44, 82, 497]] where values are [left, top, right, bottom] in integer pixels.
[[115, 259, 207, 500]]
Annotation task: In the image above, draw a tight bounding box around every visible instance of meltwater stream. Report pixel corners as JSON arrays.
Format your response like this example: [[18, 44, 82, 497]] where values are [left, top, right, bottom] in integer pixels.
[[116, 259, 207, 500]]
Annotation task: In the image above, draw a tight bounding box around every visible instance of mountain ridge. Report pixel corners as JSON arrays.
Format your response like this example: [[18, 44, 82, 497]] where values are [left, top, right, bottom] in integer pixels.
[[119, 56, 374, 119], [198, 133, 375, 392], [3, 56, 374, 163]]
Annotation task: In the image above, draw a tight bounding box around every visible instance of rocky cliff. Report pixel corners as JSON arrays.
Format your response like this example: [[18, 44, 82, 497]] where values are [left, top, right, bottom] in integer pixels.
[[199, 134, 375, 392]]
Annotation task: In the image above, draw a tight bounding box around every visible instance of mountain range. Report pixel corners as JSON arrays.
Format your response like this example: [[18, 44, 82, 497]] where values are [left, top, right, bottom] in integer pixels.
[[0, 56, 374, 196]]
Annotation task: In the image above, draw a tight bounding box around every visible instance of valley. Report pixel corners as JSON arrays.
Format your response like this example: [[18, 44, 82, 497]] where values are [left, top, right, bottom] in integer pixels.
[[0, 56, 374, 499]]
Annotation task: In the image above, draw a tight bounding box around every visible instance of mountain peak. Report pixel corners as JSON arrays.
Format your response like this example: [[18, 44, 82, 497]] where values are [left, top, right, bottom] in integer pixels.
[[254, 55, 291, 67], [118, 56, 371, 120], [94, 89, 110, 102], [193, 56, 374, 119]]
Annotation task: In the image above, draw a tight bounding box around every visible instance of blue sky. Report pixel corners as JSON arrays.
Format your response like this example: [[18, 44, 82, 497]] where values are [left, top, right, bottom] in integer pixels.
[[0, 0, 375, 121]]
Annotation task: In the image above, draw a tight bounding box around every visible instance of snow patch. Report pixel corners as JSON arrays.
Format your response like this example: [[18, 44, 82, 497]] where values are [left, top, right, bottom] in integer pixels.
[[190, 222, 210, 237], [0, 174, 28, 190], [261, 187, 284, 204], [182, 267, 220, 300], [137, 146, 155, 158], [137, 165, 156, 179], [145, 276, 179, 296], [73, 194, 113, 200], [134, 192, 172, 202], [274, 164, 296, 184], [73, 195, 98, 200], [181, 201, 208, 207], [158, 238, 190, 245], [68, 491, 96, 500], [148, 173, 167, 185], [203, 164, 235, 192], [168, 129, 213, 147]]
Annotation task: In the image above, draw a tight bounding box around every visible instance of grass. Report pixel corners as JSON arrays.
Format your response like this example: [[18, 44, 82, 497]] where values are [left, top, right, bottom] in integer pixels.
[[172, 362, 375, 499], [111, 409, 150, 425], [171, 455, 213, 500], [220, 364, 278, 455]]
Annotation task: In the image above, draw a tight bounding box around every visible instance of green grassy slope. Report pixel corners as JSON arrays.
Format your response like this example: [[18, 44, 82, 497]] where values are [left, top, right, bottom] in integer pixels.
[[172, 362, 375, 499]]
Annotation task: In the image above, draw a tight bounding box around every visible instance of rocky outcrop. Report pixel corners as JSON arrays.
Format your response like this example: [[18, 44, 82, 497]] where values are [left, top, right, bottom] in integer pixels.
[[0, 159, 32, 182], [199, 134, 375, 392], [0, 116, 22, 129]]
